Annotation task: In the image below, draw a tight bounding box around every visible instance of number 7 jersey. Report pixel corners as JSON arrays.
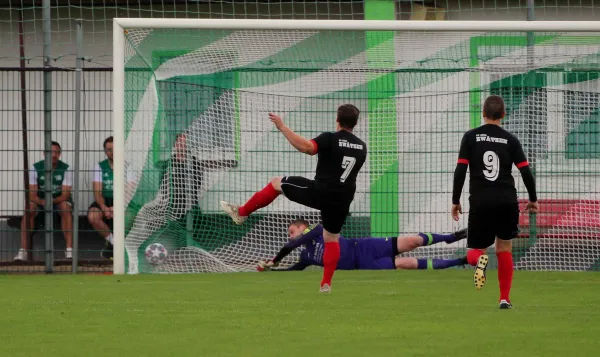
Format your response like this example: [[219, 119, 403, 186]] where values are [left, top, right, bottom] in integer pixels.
[[310, 130, 367, 195], [457, 124, 529, 201]]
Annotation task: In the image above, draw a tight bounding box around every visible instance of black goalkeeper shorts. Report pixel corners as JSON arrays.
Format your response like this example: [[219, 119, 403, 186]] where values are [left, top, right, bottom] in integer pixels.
[[467, 200, 520, 249], [280, 176, 353, 234]]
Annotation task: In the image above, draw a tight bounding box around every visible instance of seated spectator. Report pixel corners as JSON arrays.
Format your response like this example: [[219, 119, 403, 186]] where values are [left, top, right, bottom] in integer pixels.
[[15, 141, 73, 261], [88, 136, 114, 259]]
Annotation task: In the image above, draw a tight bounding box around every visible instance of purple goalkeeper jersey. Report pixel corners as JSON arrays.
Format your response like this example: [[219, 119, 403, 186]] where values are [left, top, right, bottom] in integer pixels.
[[281, 224, 356, 270]]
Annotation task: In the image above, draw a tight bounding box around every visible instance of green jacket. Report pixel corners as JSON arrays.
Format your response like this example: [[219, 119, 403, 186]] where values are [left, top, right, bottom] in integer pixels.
[[97, 159, 114, 199], [32, 160, 71, 200]]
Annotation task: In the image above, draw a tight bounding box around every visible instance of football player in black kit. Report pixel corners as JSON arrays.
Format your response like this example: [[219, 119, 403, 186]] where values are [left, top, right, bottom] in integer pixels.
[[451, 95, 539, 309], [221, 104, 367, 293]]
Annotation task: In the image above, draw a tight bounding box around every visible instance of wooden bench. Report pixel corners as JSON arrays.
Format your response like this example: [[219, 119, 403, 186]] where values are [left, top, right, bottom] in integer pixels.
[[1, 214, 112, 265]]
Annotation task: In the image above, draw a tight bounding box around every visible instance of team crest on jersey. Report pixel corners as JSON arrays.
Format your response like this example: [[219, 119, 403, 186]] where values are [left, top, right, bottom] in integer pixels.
[[476, 134, 508, 144], [55, 175, 62, 180]]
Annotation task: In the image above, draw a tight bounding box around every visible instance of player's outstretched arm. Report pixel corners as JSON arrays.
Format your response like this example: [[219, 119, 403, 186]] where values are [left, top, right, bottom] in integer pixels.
[[271, 224, 323, 264], [268, 113, 316, 155], [451, 133, 470, 221], [256, 224, 324, 271], [271, 259, 311, 271], [511, 138, 539, 213]]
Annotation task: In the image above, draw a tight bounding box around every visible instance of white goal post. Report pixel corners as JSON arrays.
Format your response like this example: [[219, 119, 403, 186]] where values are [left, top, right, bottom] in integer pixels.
[[113, 19, 600, 32], [113, 19, 600, 275]]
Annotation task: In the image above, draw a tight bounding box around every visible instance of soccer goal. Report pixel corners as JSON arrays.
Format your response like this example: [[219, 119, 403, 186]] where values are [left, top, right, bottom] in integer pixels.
[[113, 19, 600, 275]]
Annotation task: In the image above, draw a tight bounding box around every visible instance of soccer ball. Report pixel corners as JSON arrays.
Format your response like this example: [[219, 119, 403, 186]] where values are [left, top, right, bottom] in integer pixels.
[[145, 243, 168, 265]]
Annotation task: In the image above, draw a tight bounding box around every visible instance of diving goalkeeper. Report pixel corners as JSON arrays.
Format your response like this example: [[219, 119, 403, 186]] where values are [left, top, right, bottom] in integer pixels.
[[258, 219, 467, 271]]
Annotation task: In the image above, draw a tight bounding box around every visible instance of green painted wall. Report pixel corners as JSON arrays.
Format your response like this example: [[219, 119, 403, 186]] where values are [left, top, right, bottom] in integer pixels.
[[365, 0, 399, 237]]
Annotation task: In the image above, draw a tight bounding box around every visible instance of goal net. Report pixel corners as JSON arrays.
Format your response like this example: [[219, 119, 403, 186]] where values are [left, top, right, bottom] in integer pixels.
[[114, 20, 600, 274]]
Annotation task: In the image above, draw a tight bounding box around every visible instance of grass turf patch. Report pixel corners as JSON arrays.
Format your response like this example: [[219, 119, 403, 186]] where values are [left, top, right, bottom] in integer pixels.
[[1, 270, 598, 357]]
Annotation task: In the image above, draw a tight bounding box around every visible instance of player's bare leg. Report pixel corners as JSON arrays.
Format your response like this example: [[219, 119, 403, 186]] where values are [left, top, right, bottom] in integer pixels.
[[396, 228, 467, 253], [495, 238, 513, 309], [221, 177, 282, 225], [88, 207, 112, 240], [395, 256, 467, 270], [395, 258, 419, 269], [466, 248, 488, 290], [320, 229, 340, 293], [88, 207, 114, 259], [58, 201, 73, 259], [15, 203, 38, 261], [391, 228, 467, 269]]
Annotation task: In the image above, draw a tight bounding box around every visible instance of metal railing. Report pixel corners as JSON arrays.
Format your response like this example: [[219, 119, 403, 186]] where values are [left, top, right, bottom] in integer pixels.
[[0, 65, 113, 273]]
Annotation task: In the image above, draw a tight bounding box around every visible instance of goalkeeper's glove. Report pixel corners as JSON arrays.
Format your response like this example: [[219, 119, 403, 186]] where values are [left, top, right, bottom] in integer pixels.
[[256, 259, 278, 272]]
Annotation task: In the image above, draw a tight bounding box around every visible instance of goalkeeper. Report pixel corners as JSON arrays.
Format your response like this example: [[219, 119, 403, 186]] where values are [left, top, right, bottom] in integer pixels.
[[258, 219, 467, 271]]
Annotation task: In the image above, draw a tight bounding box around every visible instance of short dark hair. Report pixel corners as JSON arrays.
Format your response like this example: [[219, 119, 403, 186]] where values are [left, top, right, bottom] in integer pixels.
[[337, 104, 360, 129], [103, 136, 113, 149], [290, 218, 310, 228], [51, 141, 61, 150], [483, 95, 505, 120]]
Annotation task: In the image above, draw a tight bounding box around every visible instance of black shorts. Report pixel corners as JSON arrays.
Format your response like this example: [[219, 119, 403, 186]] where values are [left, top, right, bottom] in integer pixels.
[[33, 202, 72, 213], [89, 198, 114, 222], [280, 176, 353, 234], [467, 200, 520, 249]]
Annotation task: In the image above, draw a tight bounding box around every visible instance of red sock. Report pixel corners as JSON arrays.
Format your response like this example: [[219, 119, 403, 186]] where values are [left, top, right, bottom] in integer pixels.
[[238, 182, 280, 217], [321, 241, 340, 287], [467, 249, 484, 266], [497, 251, 514, 302]]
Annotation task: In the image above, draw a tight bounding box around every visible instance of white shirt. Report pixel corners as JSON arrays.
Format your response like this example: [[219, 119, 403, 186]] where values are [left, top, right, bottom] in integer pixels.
[[93, 163, 103, 183]]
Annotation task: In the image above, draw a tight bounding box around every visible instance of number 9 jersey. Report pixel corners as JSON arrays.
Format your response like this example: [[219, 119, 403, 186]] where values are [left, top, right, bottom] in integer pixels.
[[456, 124, 529, 204]]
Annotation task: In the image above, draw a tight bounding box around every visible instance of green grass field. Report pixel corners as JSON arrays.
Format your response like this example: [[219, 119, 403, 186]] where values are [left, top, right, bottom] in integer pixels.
[[1, 270, 599, 357]]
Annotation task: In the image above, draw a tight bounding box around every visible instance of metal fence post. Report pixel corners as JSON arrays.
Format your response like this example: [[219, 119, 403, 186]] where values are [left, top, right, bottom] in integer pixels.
[[42, 0, 54, 273], [72, 20, 83, 273], [18, 10, 31, 262], [527, 0, 538, 245]]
